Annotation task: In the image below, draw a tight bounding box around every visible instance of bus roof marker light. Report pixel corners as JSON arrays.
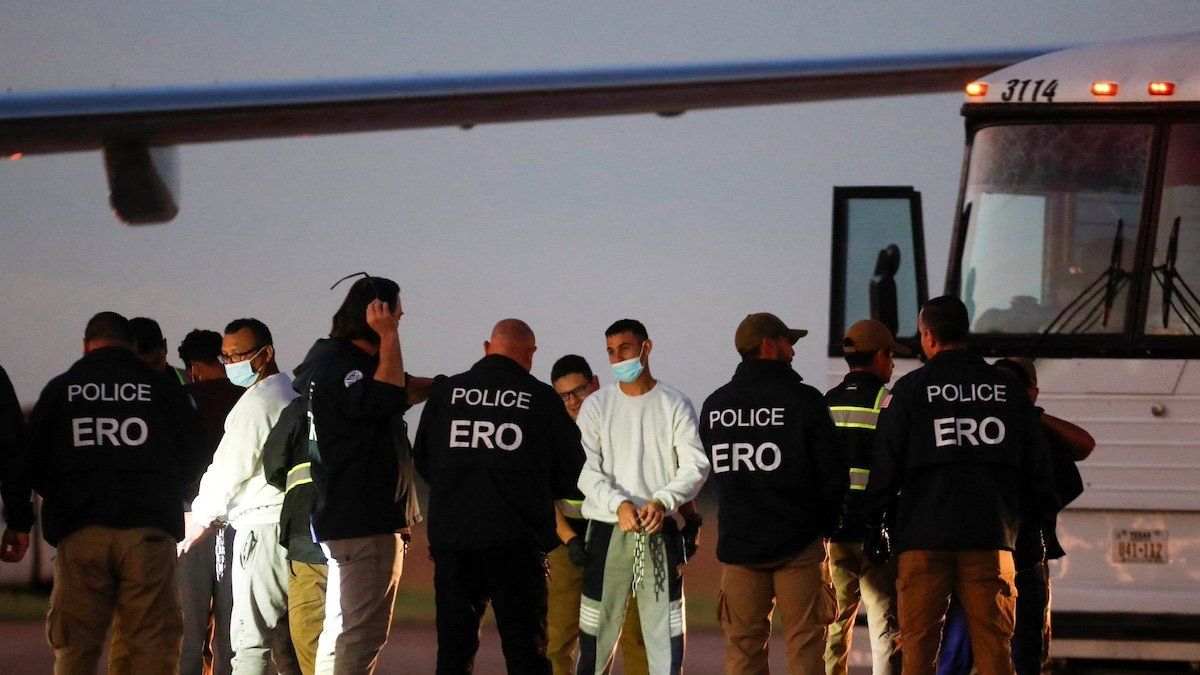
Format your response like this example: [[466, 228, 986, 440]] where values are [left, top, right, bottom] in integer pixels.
[[1148, 81, 1175, 96], [1091, 81, 1118, 96], [965, 81, 988, 97]]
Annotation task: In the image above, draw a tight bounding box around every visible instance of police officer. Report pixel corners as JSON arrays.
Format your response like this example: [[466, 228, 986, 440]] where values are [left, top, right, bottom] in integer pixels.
[[698, 312, 842, 674], [0, 363, 33, 564], [27, 311, 206, 673], [824, 319, 907, 675], [864, 297, 1057, 675], [413, 318, 585, 675]]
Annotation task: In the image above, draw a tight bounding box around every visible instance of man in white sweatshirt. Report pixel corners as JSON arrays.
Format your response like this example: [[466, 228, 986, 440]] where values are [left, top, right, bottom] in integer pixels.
[[575, 319, 711, 675], [181, 318, 300, 674]]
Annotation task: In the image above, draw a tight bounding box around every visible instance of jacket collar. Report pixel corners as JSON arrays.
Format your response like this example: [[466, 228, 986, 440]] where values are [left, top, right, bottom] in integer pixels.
[[928, 348, 985, 366], [733, 358, 803, 384], [841, 370, 885, 388], [472, 353, 527, 373]]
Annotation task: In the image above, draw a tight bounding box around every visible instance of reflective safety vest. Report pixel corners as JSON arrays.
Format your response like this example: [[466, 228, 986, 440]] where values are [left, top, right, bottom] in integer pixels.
[[828, 384, 887, 491]]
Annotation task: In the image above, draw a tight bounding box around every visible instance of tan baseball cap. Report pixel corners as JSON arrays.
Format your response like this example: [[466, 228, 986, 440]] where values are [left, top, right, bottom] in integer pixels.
[[735, 313, 808, 355], [843, 319, 912, 356]]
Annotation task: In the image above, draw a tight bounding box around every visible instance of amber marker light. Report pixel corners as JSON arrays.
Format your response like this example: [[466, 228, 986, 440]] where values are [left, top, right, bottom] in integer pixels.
[[1148, 81, 1176, 96], [8, 153, 22, 160], [1091, 81, 1118, 96], [965, 81, 988, 97]]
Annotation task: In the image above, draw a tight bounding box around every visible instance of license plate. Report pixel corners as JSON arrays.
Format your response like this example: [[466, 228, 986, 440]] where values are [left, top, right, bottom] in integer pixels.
[[1111, 529, 1168, 564]]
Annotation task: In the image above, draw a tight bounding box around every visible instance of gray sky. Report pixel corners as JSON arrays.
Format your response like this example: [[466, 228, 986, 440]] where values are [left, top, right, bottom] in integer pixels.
[[1, 2, 1196, 405]]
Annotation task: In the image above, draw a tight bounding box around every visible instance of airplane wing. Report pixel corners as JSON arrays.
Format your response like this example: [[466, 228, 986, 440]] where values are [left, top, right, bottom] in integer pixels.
[[0, 46, 1058, 222]]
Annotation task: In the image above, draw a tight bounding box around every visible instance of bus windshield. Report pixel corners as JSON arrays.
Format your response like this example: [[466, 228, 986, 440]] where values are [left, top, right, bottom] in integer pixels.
[[958, 123, 1153, 335]]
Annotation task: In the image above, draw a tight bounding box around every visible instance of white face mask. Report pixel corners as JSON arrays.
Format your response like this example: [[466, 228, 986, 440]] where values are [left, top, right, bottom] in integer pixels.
[[224, 346, 266, 388], [610, 343, 646, 383]]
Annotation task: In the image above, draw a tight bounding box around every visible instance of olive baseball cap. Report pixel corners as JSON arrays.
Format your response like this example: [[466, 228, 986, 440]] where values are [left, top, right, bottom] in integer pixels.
[[843, 319, 912, 356], [735, 313, 808, 355]]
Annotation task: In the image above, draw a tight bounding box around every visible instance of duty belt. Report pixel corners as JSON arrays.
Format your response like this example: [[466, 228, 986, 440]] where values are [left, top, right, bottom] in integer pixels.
[[286, 462, 313, 493], [558, 498, 585, 520]]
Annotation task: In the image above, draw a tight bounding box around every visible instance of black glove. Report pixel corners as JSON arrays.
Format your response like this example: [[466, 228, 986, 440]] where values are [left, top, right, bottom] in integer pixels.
[[863, 524, 891, 566], [681, 513, 703, 561], [567, 536, 589, 567]]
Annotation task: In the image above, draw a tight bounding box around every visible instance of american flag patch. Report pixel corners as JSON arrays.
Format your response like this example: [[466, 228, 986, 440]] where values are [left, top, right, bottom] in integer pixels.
[[880, 394, 893, 409]]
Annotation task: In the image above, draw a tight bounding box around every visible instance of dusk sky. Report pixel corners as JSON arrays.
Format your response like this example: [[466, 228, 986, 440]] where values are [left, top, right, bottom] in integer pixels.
[[2, 2, 1196, 407]]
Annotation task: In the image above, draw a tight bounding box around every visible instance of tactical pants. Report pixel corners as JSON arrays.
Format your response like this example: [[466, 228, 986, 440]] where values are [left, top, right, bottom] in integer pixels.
[[717, 539, 837, 675], [230, 523, 299, 673], [825, 541, 902, 675], [288, 561, 328, 675], [897, 550, 1017, 675], [545, 542, 649, 675], [47, 526, 182, 675], [433, 545, 550, 675], [316, 533, 403, 675], [578, 522, 685, 675]]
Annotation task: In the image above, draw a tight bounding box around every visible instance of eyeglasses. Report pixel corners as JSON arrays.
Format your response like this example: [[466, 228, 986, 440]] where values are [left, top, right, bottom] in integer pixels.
[[557, 384, 590, 403], [218, 345, 265, 365]]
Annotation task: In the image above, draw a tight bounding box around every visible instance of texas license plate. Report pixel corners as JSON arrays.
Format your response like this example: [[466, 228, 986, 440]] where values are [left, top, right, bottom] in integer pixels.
[[1111, 529, 1168, 564]]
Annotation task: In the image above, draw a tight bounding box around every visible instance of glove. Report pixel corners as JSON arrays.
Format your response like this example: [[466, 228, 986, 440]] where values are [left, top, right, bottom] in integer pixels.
[[680, 513, 703, 561], [567, 536, 589, 567], [863, 524, 891, 566]]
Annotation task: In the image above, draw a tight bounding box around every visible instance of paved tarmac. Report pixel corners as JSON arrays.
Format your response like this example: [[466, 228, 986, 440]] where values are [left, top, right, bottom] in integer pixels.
[[0, 621, 873, 673]]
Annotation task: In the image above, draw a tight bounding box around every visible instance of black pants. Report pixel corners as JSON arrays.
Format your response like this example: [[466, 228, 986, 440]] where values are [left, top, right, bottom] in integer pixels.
[[1011, 561, 1050, 675], [433, 545, 550, 675]]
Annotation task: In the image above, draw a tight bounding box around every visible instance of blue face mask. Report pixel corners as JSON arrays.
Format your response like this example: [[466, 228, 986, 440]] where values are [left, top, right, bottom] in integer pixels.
[[611, 344, 646, 383], [224, 346, 265, 388]]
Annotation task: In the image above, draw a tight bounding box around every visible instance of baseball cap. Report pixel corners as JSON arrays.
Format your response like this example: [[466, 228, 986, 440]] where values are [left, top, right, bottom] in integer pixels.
[[843, 319, 912, 356], [735, 313, 807, 355]]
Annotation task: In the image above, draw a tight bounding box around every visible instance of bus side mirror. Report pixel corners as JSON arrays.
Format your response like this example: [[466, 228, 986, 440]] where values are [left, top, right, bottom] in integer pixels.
[[871, 244, 901, 335]]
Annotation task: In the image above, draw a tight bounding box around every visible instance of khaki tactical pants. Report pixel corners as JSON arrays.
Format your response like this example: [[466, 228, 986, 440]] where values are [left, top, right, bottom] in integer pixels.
[[897, 550, 1017, 675], [47, 526, 182, 675], [717, 539, 837, 675], [288, 561, 328, 675], [316, 533, 404, 675], [545, 542, 649, 675], [825, 542, 901, 675]]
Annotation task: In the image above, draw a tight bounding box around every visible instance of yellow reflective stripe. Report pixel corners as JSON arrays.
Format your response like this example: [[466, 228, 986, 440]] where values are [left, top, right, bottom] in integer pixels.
[[873, 386, 888, 410], [286, 462, 312, 493], [559, 499, 585, 519], [849, 467, 870, 490], [829, 406, 879, 429]]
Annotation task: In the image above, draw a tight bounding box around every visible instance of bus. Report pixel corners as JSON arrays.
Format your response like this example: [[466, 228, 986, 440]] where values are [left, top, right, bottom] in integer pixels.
[[829, 31, 1200, 666]]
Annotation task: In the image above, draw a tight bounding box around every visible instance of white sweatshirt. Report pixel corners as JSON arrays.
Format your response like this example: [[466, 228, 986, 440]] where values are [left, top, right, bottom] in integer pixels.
[[191, 373, 296, 528], [577, 381, 711, 522]]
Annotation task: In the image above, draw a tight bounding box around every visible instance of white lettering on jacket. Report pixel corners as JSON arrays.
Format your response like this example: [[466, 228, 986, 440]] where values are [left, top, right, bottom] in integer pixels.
[[450, 388, 531, 410], [449, 419, 523, 451], [707, 407, 785, 428], [710, 442, 782, 472], [933, 417, 1006, 447], [925, 383, 1007, 403], [67, 382, 152, 402], [72, 417, 148, 447]]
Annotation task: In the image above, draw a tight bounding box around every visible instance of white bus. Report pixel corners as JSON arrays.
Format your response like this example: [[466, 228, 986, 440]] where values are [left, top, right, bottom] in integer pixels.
[[829, 31, 1200, 666]]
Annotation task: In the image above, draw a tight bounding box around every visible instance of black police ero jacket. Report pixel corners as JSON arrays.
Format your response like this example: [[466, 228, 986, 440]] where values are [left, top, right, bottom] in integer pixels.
[[262, 397, 326, 564], [825, 370, 888, 544], [864, 349, 1058, 553], [699, 359, 843, 565], [27, 347, 207, 545], [413, 354, 585, 553], [294, 338, 421, 542]]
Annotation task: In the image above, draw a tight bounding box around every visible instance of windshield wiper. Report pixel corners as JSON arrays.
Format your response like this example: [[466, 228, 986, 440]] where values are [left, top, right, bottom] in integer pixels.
[[1152, 216, 1200, 335], [1029, 218, 1128, 355]]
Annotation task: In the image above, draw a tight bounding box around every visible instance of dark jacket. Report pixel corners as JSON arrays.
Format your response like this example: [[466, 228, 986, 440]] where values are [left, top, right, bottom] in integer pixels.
[[864, 349, 1058, 553], [28, 347, 207, 545], [825, 370, 888, 543], [1016, 408, 1085, 566], [181, 378, 243, 505], [699, 359, 843, 565], [0, 365, 34, 533], [263, 397, 326, 564], [412, 354, 585, 553], [293, 338, 421, 542]]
